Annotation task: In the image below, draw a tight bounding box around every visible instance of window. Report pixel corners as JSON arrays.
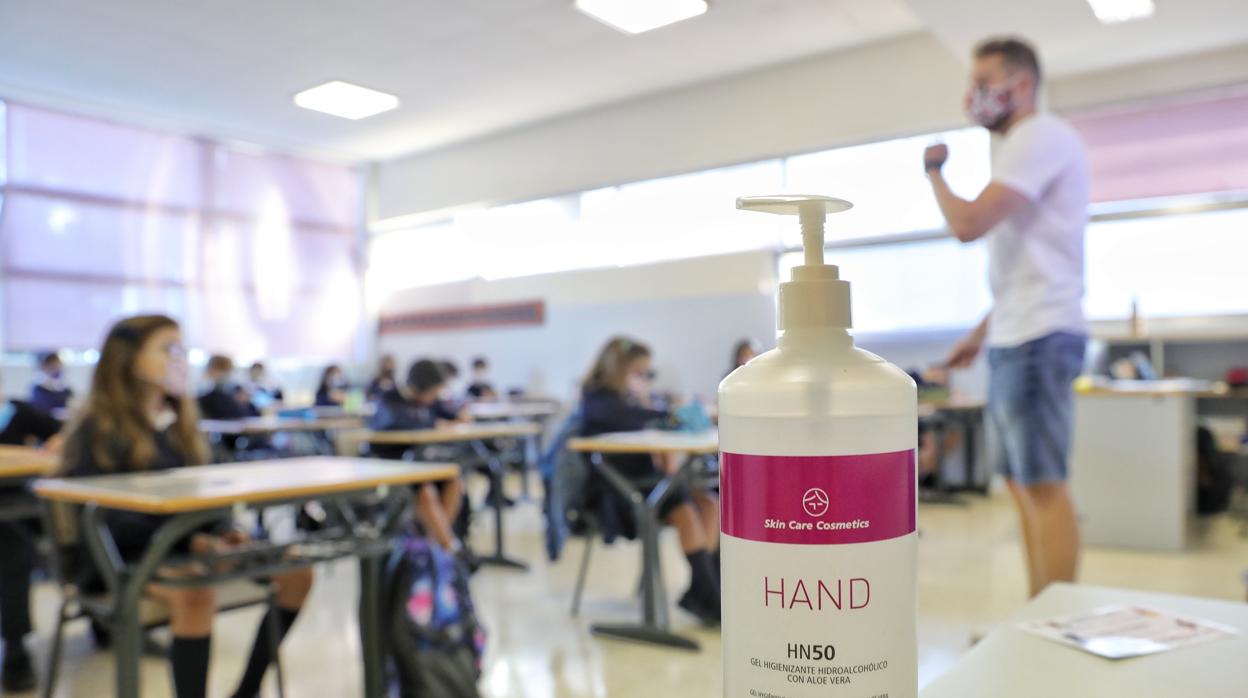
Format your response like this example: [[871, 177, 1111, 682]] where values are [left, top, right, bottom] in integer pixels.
[[782, 127, 991, 245], [0, 102, 362, 359], [1084, 206, 1248, 320], [368, 127, 990, 294], [779, 238, 993, 334]]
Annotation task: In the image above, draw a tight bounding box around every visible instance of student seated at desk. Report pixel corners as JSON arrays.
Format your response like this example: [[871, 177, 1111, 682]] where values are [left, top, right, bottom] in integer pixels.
[[369, 359, 470, 558], [30, 351, 73, 414], [198, 355, 260, 420], [315, 364, 347, 407], [466, 356, 498, 401], [0, 383, 63, 690], [365, 354, 399, 403], [727, 338, 758, 377], [579, 337, 721, 624], [246, 361, 283, 409], [60, 315, 312, 698]]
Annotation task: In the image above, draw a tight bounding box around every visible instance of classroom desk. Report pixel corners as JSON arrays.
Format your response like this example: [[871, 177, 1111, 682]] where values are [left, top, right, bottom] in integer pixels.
[[918, 398, 987, 496], [34, 457, 457, 698], [566, 429, 719, 651], [339, 422, 542, 570], [1070, 385, 1248, 551], [467, 401, 559, 500], [467, 401, 561, 421], [920, 583, 1248, 697], [0, 444, 59, 479], [0, 445, 59, 521], [199, 415, 365, 435]]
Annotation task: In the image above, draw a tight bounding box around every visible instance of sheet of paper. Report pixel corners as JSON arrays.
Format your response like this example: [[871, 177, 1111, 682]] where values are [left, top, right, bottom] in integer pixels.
[[1018, 605, 1237, 660]]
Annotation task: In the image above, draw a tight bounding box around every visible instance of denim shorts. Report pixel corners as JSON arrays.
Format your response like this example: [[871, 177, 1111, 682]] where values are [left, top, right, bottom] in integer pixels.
[[986, 332, 1086, 486]]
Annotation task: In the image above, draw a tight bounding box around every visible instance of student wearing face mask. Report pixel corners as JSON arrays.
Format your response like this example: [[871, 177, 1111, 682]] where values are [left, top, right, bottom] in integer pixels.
[[30, 351, 73, 414], [315, 364, 348, 407], [578, 336, 721, 625], [369, 359, 472, 563], [246, 361, 283, 409], [466, 356, 498, 401], [198, 355, 260, 420], [365, 354, 399, 403], [923, 37, 1089, 599], [59, 315, 312, 698]]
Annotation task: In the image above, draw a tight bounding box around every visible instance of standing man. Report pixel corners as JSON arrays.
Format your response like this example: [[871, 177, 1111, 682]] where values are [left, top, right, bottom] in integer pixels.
[[924, 37, 1089, 597]]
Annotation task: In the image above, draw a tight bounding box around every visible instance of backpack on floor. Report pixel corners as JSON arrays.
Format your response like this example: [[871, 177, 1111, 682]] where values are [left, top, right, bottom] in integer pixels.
[[385, 535, 486, 698]]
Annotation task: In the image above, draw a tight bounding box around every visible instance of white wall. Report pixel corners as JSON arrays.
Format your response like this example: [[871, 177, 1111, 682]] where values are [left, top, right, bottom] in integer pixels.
[[374, 32, 968, 224], [376, 251, 779, 404], [374, 38, 1248, 224]]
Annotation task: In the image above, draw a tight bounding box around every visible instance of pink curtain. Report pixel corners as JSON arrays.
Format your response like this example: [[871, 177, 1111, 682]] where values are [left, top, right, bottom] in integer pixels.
[[0, 102, 361, 359], [1069, 89, 1248, 203]]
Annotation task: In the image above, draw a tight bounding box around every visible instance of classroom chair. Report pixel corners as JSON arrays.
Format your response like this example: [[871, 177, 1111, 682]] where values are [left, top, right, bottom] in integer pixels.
[[39, 502, 287, 698]]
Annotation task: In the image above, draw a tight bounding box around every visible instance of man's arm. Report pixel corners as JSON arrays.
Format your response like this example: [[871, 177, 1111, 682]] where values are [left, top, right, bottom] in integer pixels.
[[945, 314, 990, 369], [924, 144, 1029, 243]]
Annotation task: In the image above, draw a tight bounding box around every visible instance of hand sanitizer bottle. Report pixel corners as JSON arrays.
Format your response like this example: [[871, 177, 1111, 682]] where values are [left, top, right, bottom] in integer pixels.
[[719, 195, 917, 697]]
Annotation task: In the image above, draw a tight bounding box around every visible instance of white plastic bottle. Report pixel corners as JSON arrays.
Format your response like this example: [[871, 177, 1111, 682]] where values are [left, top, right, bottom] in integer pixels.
[[719, 195, 917, 697]]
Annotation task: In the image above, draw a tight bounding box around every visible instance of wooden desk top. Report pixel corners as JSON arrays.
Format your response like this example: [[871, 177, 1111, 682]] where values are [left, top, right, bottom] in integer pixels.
[[346, 422, 542, 447], [921, 583, 1248, 697], [33, 457, 457, 514], [468, 401, 560, 420], [0, 445, 59, 479], [200, 416, 366, 435], [567, 430, 719, 455]]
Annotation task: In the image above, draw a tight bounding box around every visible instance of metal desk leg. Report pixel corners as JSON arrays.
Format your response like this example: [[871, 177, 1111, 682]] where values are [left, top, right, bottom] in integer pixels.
[[358, 553, 384, 698], [81, 505, 224, 698], [587, 453, 700, 651], [962, 411, 987, 495], [470, 440, 528, 570]]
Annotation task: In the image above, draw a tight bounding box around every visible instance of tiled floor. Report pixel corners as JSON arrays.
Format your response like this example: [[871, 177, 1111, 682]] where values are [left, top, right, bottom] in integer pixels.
[[22, 484, 1248, 697]]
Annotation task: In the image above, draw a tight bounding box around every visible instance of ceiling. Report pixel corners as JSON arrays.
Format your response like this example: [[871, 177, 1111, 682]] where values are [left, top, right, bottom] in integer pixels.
[[907, 0, 1248, 77], [0, 0, 920, 161], [0, 0, 1245, 164]]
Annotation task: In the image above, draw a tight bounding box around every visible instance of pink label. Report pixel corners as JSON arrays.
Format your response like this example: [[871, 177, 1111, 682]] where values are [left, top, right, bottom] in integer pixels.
[[721, 451, 915, 545]]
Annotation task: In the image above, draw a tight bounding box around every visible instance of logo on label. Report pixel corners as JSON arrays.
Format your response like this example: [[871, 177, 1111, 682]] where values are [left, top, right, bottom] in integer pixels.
[[802, 488, 830, 517]]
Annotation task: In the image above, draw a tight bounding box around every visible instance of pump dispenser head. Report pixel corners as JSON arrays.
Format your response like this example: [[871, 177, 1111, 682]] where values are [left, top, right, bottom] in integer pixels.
[[737, 195, 854, 331]]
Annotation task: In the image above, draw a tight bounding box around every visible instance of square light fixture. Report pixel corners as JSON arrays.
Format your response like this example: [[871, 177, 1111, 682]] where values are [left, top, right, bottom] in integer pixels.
[[1086, 0, 1155, 24], [575, 0, 708, 35], [293, 80, 399, 120]]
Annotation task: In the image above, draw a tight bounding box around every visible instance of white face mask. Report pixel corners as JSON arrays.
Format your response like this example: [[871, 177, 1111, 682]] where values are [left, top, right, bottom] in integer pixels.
[[164, 355, 189, 398], [626, 373, 649, 398], [967, 79, 1016, 131]]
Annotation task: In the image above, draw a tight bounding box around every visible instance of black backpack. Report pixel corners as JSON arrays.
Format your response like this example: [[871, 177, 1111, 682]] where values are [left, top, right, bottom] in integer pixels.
[[384, 535, 485, 698]]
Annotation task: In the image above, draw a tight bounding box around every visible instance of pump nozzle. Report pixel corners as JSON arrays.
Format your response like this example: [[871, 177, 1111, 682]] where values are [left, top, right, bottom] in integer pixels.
[[737, 195, 855, 331]]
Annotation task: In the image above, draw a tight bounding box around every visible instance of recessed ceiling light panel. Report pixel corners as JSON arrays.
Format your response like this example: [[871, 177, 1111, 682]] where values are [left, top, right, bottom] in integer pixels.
[[294, 80, 399, 120], [575, 0, 708, 34]]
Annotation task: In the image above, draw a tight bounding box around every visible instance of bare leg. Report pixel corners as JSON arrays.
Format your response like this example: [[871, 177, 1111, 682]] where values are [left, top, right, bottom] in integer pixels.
[[1005, 479, 1045, 597], [440, 477, 464, 525], [691, 490, 720, 551], [272, 567, 313, 611], [416, 484, 456, 550], [1027, 481, 1081, 593], [665, 502, 707, 554]]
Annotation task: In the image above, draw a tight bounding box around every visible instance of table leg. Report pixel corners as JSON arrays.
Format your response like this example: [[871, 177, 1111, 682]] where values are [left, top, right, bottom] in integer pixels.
[[587, 453, 700, 651], [358, 554, 384, 698], [963, 412, 987, 495], [81, 506, 224, 698], [470, 440, 528, 570]]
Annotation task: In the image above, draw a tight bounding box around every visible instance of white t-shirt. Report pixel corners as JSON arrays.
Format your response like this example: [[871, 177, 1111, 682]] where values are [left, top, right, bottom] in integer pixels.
[[986, 112, 1089, 348]]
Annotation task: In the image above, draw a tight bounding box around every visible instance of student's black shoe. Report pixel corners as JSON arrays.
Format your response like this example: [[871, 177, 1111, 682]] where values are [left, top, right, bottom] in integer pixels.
[[455, 546, 482, 575], [90, 618, 112, 648], [677, 590, 721, 627], [2, 643, 36, 692]]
